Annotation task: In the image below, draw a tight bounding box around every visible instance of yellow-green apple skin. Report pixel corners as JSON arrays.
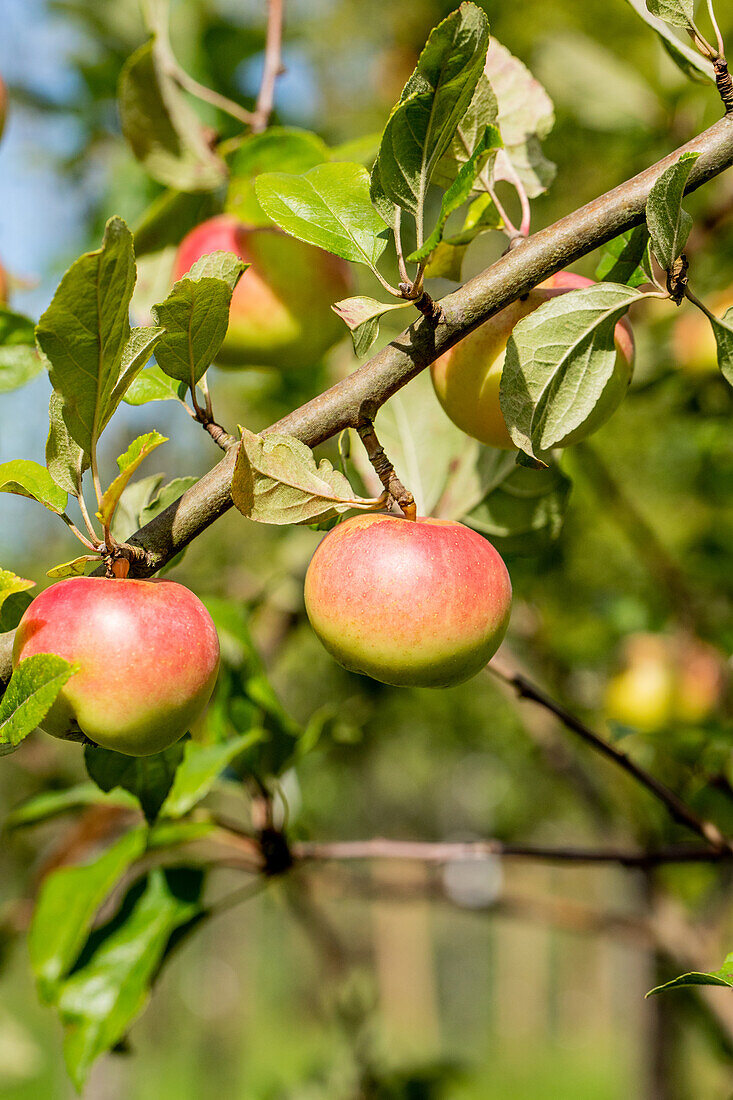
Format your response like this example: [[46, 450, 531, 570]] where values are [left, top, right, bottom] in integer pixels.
[[12, 577, 220, 756], [431, 272, 635, 449], [304, 514, 512, 688], [173, 215, 350, 369], [673, 289, 733, 375]]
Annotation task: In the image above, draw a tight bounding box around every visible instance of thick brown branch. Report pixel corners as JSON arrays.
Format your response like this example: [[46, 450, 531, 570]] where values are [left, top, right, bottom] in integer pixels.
[[489, 664, 731, 852]]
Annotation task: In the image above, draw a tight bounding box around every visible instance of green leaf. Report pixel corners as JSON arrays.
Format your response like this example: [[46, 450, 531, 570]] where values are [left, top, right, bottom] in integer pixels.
[[96, 432, 168, 529], [232, 428, 385, 526], [623, 0, 713, 83], [465, 461, 572, 554], [5, 783, 138, 829], [423, 192, 502, 280], [58, 869, 202, 1090], [432, 75, 499, 190], [107, 326, 165, 415], [119, 38, 227, 192], [28, 827, 147, 1001], [645, 0, 694, 28], [0, 568, 34, 611], [85, 743, 186, 824], [138, 476, 198, 528], [647, 953, 733, 996], [109, 474, 164, 543], [500, 283, 643, 459], [595, 225, 651, 287], [46, 391, 86, 499], [123, 364, 190, 406], [0, 654, 78, 757], [408, 124, 501, 263], [46, 556, 98, 579], [161, 732, 263, 818], [703, 305, 733, 387], [150, 253, 247, 386], [36, 217, 136, 463], [0, 307, 43, 392], [646, 152, 700, 270], [255, 162, 389, 268], [226, 127, 330, 226], [332, 296, 414, 356], [486, 39, 556, 199], [373, 3, 490, 216], [0, 459, 67, 514], [0, 589, 33, 632]]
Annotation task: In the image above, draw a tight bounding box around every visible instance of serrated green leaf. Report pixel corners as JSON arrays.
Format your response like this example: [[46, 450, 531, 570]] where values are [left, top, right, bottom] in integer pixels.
[[85, 742, 186, 824], [46, 556, 98, 579], [119, 38, 227, 192], [432, 75, 499, 190], [332, 296, 414, 356], [0, 459, 67, 514], [0, 568, 34, 611], [0, 654, 78, 757], [138, 476, 198, 527], [106, 326, 165, 418], [373, 3, 490, 217], [46, 391, 86, 499], [59, 870, 201, 1090], [646, 152, 700, 270], [232, 428, 385, 526], [623, 0, 713, 83], [408, 124, 501, 263], [161, 731, 263, 818], [465, 461, 572, 554], [647, 952, 733, 995], [150, 254, 247, 386], [0, 307, 43, 392], [486, 39, 556, 199], [5, 782, 138, 829], [96, 432, 168, 529], [646, 0, 694, 28], [37, 217, 136, 464], [500, 283, 643, 459], [123, 364, 190, 406], [226, 127, 330, 226], [595, 225, 651, 287], [255, 162, 389, 268], [29, 827, 147, 1002]]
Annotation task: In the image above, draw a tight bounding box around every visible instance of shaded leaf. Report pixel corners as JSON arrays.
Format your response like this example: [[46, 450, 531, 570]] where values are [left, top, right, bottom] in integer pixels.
[[134, 189, 219, 257], [432, 75, 499, 190], [28, 828, 147, 1001], [595, 225, 651, 287], [5, 783, 138, 829], [232, 427, 384, 526], [46, 391, 86, 499], [704, 305, 733, 387], [255, 161, 389, 268], [119, 38, 227, 192], [96, 432, 168, 529], [0, 654, 78, 758], [486, 39, 556, 198], [373, 3, 490, 216], [0, 459, 67, 514], [623, 0, 712, 83], [332, 296, 414, 356], [85, 743, 186, 825], [465, 461, 573, 553], [0, 568, 34, 611], [59, 869, 201, 1090], [107, 326, 165, 415], [500, 283, 642, 459], [646, 152, 700, 270], [0, 308, 42, 392]]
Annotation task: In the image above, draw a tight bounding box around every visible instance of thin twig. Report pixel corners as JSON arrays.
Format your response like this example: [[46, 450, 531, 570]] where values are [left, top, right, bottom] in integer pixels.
[[356, 415, 416, 519], [170, 66, 254, 127], [59, 513, 100, 551], [251, 0, 285, 133], [707, 0, 725, 58], [488, 663, 731, 852], [292, 838, 730, 868]]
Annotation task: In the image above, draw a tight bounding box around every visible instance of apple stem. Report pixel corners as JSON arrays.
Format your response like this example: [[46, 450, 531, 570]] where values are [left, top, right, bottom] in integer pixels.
[[191, 378, 238, 450], [356, 413, 416, 521]]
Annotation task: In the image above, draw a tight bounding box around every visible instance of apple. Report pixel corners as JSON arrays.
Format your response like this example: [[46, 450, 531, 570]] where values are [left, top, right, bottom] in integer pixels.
[[0, 258, 7, 305], [304, 514, 512, 687], [672, 289, 733, 375], [431, 272, 635, 449], [173, 215, 350, 369], [13, 577, 220, 756]]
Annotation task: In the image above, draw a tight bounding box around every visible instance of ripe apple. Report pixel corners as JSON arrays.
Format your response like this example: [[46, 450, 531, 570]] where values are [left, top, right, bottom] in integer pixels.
[[431, 272, 635, 449], [672, 288, 733, 375], [13, 577, 220, 756], [173, 215, 350, 369], [304, 514, 512, 688]]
